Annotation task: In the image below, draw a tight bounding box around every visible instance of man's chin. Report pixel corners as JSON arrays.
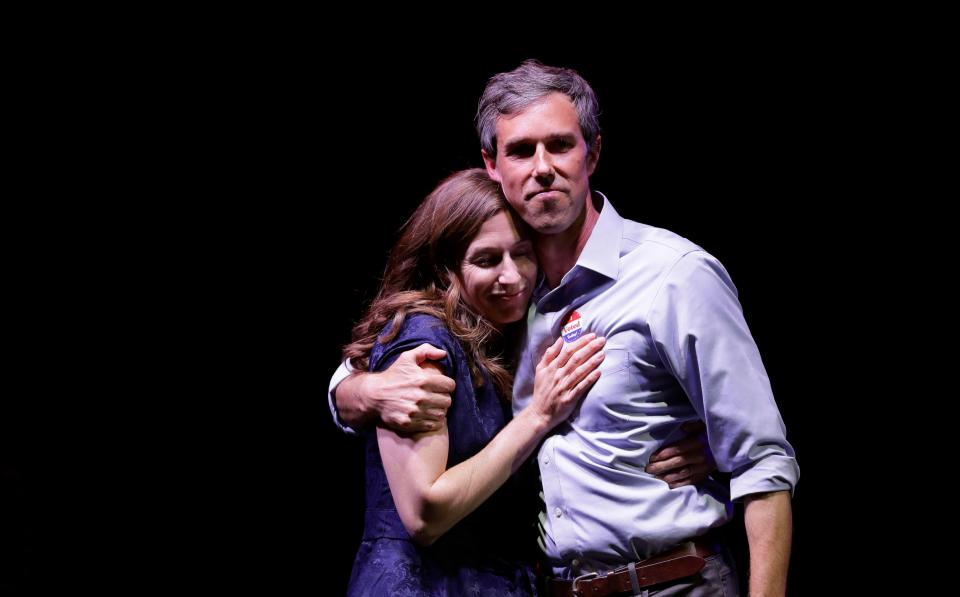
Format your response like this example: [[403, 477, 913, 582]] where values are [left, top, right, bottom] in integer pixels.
[[530, 215, 573, 235]]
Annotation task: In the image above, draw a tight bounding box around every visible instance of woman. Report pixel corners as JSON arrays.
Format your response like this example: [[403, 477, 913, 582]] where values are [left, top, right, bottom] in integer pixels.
[[343, 169, 604, 596]]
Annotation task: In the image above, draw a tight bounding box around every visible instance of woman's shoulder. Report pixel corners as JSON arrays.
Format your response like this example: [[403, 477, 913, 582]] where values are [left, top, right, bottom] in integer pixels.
[[370, 313, 460, 373], [381, 313, 455, 346]]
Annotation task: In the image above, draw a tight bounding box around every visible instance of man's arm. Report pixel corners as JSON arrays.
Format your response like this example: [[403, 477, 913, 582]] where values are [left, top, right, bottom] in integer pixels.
[[332, 372, 377, 429], [649, 251, 800, 494], [333, 348, 717, 477], [744, 491, 792, 597], [331, 344, 456, 434]]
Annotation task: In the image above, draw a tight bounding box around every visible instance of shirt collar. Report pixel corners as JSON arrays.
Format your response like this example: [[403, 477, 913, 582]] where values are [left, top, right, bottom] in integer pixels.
[[532, 191, 624, 303], [574, 191, 623, 282]]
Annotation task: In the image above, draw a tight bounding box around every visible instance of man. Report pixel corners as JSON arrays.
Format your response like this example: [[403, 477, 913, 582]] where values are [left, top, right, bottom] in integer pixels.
[[331, 60, 797, 596]]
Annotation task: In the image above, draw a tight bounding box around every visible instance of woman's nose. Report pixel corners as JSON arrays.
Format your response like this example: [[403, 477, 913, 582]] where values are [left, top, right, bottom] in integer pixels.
[[499, 255, 521, 285]]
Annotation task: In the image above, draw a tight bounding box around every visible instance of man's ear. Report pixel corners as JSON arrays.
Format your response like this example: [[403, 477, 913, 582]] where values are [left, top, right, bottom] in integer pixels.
[[586, 135, 601, 176], [481, 149, 502, 183]]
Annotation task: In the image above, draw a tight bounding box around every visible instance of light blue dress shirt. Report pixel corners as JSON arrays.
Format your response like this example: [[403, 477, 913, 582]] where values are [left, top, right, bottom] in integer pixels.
[[512, 193, 798, 576]]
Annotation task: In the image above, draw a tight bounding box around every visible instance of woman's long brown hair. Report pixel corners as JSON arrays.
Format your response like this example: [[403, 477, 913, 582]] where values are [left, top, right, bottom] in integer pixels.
[[343, 169, 526, 400]]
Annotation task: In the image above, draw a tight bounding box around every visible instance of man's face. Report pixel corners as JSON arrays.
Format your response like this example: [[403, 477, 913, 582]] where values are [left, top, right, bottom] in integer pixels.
[[482, 92, 600, 236]]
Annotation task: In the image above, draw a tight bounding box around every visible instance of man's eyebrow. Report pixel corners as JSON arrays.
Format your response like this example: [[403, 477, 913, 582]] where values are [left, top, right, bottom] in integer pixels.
[[502, 133, 576, 152]]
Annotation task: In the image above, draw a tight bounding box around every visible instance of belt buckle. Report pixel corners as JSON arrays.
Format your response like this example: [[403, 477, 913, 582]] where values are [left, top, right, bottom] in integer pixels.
[[571, 571, 598, 596]]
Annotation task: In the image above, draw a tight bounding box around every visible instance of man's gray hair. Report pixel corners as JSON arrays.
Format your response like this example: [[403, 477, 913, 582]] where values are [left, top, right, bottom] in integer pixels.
[[476, 59, 600, 159]]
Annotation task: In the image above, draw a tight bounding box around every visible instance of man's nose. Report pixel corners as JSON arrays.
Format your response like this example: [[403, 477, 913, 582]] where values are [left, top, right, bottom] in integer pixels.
[[533, 145, 554, 178]]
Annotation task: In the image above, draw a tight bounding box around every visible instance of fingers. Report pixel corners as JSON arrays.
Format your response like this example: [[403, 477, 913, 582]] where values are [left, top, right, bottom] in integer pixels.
[[421, 370, 456, 394], [419, 392, 452, 413], [648, 435, 705, 464], [410, 343, 448, 364], [404, 416, 446, 435], [538, 337, 564, 368], [567, 350, 605, 387], [565, 336, 605, 371], [570, 367, 602, 398], [648, 421, 716, 482], [387, 406, 448, 435], [662, 462, 712, 488], [648, 456, 711, 481], [646, 455, 686, 475], [663, 465, 694, 485], [552, 334, 597, 369], [424, 408, 447, 419], [645, 447, 705, 475], [554, 334, 606, 369], [420, 419, 444, 433]]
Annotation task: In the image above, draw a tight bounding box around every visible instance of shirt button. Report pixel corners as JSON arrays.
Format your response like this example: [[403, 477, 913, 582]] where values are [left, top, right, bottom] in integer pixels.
[[543, 457, 550, 465], [554, 507, 563, 518]]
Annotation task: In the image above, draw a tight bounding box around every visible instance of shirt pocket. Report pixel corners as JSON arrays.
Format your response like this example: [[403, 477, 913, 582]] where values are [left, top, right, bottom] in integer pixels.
[[568, 348, 632, 432]]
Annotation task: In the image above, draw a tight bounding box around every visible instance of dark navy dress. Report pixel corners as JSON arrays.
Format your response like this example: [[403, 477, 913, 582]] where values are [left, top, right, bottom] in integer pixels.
[[346, 314, 539, 596]]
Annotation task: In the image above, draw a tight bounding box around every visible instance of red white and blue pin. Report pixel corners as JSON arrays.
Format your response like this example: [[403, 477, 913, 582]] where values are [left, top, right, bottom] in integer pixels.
[[561, 310, 584, 343]]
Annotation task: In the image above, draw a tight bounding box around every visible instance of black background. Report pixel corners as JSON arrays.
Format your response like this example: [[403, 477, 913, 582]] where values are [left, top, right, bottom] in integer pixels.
[[3, 31, 906, 593]]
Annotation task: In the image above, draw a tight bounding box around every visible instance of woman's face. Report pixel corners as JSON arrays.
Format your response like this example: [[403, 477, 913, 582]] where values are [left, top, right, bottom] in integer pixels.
[[459, 211, 537, 328]]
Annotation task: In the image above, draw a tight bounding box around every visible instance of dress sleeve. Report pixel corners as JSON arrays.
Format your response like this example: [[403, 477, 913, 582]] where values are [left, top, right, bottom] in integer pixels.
[[325, 315, 458, 434], [369, 314, 458, 377]]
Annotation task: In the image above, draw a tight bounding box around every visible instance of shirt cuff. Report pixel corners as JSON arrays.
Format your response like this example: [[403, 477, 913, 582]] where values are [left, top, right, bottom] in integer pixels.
[[730, 454, 800, 500], [328, 360, 357, 435]]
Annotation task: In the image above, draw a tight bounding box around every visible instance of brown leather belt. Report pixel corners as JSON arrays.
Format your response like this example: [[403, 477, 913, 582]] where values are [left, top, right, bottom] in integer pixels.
[[545, 540, 717, 597]]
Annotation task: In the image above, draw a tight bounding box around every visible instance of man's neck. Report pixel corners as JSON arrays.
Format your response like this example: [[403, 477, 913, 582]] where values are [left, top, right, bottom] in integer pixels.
[[535, 192, 602, 290]]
